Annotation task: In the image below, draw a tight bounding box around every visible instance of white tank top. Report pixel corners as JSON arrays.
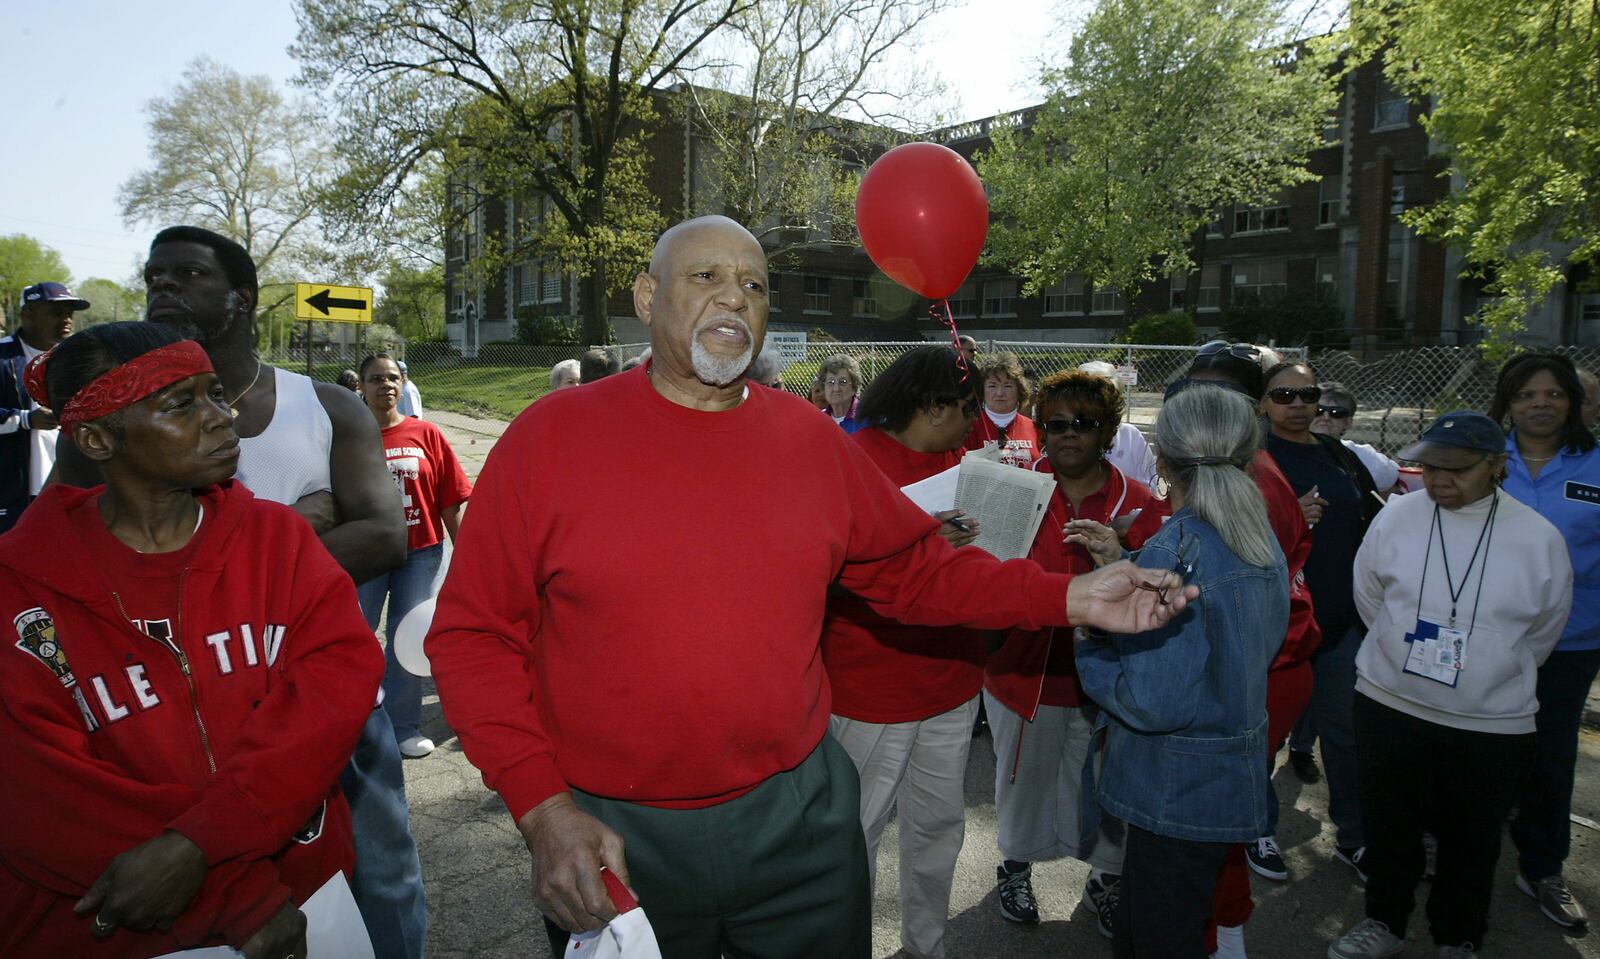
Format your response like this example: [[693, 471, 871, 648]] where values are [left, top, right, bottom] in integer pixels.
[[236, 366, 334, 505]]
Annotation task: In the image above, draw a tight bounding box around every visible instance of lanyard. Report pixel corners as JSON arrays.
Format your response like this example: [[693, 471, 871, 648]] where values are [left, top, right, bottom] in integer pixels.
[[1046, 466, 1128, 547], [1414, 492, 1498, 633]]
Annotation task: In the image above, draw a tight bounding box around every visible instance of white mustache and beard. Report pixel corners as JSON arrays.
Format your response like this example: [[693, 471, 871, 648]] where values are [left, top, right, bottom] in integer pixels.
[[690, 314, 755, 387]]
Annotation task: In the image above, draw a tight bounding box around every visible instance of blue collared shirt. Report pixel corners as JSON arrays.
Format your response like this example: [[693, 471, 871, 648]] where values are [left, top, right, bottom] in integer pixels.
[[1502, 432, 1600, 652]]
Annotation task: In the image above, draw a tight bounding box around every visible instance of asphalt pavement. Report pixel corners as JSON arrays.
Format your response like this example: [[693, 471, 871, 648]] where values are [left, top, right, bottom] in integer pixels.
[[401, 407, 1600, 959]]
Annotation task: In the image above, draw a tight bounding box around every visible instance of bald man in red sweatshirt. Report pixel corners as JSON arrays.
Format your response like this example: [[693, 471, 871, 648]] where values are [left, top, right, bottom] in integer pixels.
[[425, 215, 1196, 959]]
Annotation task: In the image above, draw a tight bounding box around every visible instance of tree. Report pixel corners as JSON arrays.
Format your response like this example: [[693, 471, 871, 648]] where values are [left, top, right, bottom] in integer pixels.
[[980, 0, 1340, 322], [118, 57, 330, 287], [0, 235, 71, 326], [675, 0, 952, 251], [375, 261, 447, 341], [75, 278, 146, 327], [294, 0, 755, 346], [1351, 0, 1600, 359]]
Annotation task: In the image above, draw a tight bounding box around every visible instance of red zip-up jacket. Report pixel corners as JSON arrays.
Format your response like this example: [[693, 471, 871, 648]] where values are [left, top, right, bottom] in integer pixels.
[[0, 482, 383, 958], [1253, 450, 1321, 670], [985, 464, 1166, 718]]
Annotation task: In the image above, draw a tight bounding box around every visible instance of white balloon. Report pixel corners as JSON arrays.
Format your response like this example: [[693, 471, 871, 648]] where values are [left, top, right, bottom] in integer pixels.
[[394, 595, 438, 678]]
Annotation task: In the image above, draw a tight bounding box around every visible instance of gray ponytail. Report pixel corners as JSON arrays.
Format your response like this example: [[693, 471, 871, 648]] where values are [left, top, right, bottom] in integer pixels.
[[1155, 385, 1279, 568]]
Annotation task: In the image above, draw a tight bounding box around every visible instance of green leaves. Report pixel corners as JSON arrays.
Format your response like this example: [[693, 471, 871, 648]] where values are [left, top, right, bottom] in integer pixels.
[[1353, 0, 1600, 355], [981, 0, 1340, 321]]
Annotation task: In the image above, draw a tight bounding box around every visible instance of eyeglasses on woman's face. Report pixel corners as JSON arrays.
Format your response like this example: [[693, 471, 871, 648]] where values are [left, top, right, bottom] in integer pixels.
[[1316, 404, 1353, 419], [1042, 415, 1102, 435], [1267, 386, 1321, 405]]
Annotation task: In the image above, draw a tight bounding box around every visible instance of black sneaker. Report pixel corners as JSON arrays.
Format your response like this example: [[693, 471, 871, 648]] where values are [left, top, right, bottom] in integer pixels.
[[1080, 872, 1121, 939], [1335, 844, 1369, 884], [997, 863, 1040, 924], [1246, 835, 1290, 881], [1289, 748, 1321, 783]]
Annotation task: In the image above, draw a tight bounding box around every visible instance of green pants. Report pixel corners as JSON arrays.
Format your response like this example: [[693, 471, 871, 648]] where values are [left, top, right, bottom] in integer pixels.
[[572, 735, 871, 959]]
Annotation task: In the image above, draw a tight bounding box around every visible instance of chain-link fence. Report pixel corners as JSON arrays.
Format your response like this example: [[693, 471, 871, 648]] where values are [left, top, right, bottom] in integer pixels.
[[1313, 346, 1600, 455], [280, 337, 1599, 456]]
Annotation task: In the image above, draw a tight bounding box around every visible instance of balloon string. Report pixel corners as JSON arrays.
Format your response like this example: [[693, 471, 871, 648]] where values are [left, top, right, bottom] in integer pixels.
[[932, 299, 969, 380]]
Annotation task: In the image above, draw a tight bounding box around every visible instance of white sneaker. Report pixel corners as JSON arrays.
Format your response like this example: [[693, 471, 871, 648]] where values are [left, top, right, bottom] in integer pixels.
[[398, 734, 435, 758], [1328, 918, 1403, 959], [1215, 923, 1247, 958]]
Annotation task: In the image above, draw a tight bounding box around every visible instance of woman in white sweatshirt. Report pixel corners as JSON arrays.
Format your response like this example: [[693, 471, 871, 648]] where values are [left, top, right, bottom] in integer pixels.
[[1329, 411, 1572, 959]]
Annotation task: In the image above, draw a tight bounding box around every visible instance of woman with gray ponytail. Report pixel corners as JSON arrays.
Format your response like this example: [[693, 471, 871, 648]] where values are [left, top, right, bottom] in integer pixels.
[[1076, 384, 1289, 957]]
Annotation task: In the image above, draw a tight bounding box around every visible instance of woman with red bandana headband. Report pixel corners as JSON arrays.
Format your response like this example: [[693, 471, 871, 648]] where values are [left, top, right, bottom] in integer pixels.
[[0, 322, 382, 959]]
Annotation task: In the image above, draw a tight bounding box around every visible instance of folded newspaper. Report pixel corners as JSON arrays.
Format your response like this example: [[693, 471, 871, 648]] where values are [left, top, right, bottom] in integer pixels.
[[899, 448, 1057, 562]]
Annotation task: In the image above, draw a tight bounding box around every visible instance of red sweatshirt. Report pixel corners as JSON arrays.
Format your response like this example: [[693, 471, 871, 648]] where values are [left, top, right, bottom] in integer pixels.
[[822, 428, 985, 723], [986, 464, 1166, 718], [1252, 450, 1322, 670], [426, 366, 1075, 819], [965, 411, 1042, 469], [0, 483, 382, 958]]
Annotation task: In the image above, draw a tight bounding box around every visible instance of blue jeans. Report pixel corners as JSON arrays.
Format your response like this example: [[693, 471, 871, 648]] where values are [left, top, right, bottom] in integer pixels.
[[340, 707, 428, 959], [1512, 646, 1600, 881], [358, 543, 444, 740], [1287, 623, 1364, 848]]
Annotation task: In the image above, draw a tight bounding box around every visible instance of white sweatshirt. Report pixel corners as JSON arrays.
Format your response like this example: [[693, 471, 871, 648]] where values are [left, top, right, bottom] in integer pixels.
[[1353, 487, 1572, 734]]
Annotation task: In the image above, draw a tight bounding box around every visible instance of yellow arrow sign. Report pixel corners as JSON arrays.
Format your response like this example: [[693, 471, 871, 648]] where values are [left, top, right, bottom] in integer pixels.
[[294, 283, 373, 324]]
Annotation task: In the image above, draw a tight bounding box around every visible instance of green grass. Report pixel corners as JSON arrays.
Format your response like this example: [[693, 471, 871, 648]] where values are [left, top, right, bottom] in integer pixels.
[[406, 363, 554, 421]]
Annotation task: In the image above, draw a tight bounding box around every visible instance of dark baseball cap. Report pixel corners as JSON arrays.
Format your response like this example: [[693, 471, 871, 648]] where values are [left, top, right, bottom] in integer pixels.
[[21, 282, 90, 311], [1397, 410, 1506, 469]]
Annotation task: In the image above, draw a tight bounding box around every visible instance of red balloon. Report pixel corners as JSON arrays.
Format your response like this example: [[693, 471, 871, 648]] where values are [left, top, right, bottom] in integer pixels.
[[855, 142, 989, 300]]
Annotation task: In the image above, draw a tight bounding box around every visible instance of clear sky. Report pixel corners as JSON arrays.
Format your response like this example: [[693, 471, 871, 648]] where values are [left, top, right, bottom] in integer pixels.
[[0, 0, 1055, 286]]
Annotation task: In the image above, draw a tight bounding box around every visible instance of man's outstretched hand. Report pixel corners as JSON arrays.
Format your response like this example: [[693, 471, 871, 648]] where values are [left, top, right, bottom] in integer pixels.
[[516, 792, 632, 933], [1065, 560, 1198, 634]]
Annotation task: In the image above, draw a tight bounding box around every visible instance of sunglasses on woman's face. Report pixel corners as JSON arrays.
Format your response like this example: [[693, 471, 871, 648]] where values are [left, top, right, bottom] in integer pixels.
[[1317, 405, 1353, 419], [1267, 387, 1321, 405], [1043, 415, 1102, 435], [1196, 340, 1262, 361]]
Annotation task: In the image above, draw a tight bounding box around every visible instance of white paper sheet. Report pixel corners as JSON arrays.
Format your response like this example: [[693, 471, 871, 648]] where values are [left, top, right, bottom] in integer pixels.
[[149, 872, 372, 959], [899, 464, 961, 514]]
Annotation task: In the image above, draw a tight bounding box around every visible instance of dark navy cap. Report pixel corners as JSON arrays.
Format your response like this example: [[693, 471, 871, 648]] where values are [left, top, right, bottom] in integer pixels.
[[1397, 410, 1506, 468], [20, 282, 90, 311]]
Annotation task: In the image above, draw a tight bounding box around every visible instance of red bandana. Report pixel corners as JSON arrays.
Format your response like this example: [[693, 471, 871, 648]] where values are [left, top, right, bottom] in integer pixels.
[[26, 341, 215, 431]]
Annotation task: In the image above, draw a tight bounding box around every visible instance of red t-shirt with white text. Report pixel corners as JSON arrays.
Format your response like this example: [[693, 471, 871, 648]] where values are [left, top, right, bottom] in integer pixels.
[[378, 418, 473, 552]]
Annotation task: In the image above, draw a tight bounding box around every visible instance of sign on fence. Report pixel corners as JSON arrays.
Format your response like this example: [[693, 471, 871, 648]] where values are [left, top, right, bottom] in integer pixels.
[[766, 331, 807, 363], [1115, 363, 1138, 388]]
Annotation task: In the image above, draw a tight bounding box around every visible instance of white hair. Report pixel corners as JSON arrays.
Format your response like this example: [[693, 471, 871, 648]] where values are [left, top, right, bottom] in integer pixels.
[[747, 343, 787, 384], [1156, 385, 1279, 568], [549, 358, 580, 388]]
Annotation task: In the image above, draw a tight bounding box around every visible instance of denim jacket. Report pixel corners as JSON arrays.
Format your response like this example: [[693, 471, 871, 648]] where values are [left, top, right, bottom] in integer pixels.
[[1076, 508, 1288, 843]]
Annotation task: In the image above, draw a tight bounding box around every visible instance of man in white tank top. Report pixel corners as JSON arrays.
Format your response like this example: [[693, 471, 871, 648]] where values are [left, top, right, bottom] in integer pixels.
[[57, 227, 425, 959]]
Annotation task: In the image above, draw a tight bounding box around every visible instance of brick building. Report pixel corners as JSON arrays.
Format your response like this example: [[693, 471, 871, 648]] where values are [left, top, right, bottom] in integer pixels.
[[445, 58, 1598, 353]]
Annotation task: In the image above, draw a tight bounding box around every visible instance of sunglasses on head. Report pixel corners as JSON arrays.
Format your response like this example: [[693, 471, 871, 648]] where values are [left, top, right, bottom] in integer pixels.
[[1196, 341, 1262, 361], [1317, 404, 1353, 419], [1267, 387, 1321, 405], [1043, 415, 1102, 435]]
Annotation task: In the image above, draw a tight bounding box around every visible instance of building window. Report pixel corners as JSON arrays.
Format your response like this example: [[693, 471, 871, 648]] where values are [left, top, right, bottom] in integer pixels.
[[513, 262, 539, 306], [1206, 209, 1226, 238], [851, 279, 878, 317], [804, 275, 831, 313], [1043, 276, 1084, 315], [949, 282, 977, 318], [1090, 287, 1124, 314], [1386, 253, 1403, 319], [1316, 256, 1339, 296], [768, 273, 781, 312], [982, 278, 1018, 317], [1231, 258, 1288, 302], [1234, 202, 1290, 234], [1373, 75, 1408, 130], [450, 289, 465, 316], [1170, 267, 1220, 311], [1389, 184, 1407, 217], [539, 261, 562, 303], [1319, 177, 1339, 227]]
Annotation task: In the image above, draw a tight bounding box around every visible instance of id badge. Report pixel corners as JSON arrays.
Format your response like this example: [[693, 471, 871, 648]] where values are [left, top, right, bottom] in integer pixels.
[[1403, 620, 1466, 687]]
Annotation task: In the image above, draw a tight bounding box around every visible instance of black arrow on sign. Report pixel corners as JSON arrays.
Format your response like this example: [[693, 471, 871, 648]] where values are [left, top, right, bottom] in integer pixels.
[[305, 288, 368, 315]]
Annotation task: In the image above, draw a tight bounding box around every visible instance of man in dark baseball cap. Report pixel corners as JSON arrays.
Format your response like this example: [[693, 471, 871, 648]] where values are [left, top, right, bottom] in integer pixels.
[[0, 282, 90, 532]]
